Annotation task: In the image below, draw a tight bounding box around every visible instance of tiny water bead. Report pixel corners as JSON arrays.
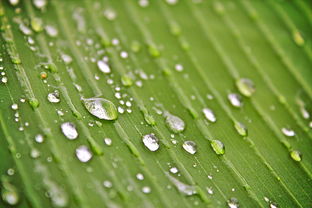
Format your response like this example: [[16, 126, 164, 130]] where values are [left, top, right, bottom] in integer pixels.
[[76, 145, 93, 163], [236, 78, 255, 97], [182, 141, 197, 155], [211, 140, 225, 155], [281, 127, 295, 137], [234, 121, 248, 137], [202, 108, 216, 123], [290, 150, 302, 162], [142, 133, 159, 151], [228, 93, 243, 108], [97, 60, 111, 74], [227, 197, 239, 208], [82, 97, 118, 120], [165, 113, 185, 133], [61, 122, 78, 140], [47, 91, 60, 103]]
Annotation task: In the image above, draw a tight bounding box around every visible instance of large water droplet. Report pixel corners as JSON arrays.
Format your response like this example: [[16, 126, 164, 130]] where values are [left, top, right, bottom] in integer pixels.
[[236, 78, 255, 97], [290, 150, 302, 162], [281, 127, 295, 137], [227, 197, 239, 208], [182, 141, 197, 154], [97, 60, 111, 74], [167, 174, 196, 196], [228, 93, 243, 108], [82, 97, 118, 120], [211, 140, 225, 155], [76, 145, 93, 163], [202, 108, 216, 122], [142, 133, 159, 151], [61, 122, 78, 140], [47, 91, 60, 103], [234, 121, 247, 137], [165, 113, 185, 133]]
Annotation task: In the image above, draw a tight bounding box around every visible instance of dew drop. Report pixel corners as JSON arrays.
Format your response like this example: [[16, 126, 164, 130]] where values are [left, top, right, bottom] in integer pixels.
[[175, 64, 183, 72], [227, 197, 239, 208], [236, 78, 255, 97], [142, 186, 151, 194], [228, 93, 243, 108], [290, 150, 302, 162], [202, 108, 216, 123], [31, 17, 43, 32], [1, 180, 19, 205], [61, 122, 78, 140], [293, 30, 304, 46], [47, 91, 60, 103], [82, 97, 118, 120], [121, 75, 133, 87], [136, 173, 144, 181], [169, 167, 179, 174], [11, 103, 18, 110], [30, 148, 40, 159], [142, 133, 159, 151], [211, 140, 225, 155], [35, 134, 44, 143], [103, 180, 112, 188], [104, 138, 112, 146], [281, 127, 295, 137], [165, 113, 185, 133], [33, 0, 48, 10], [76, 145, 92, 163], [234, 121, 247, 137], [61, 54, 72, 64], [269, 202, 278, 208], [45, 25, 58, 37], [182, 141, 197, 155], [167, 174, 196, 196], [9, 0, 19, 6], [97, 60, 111, 74]]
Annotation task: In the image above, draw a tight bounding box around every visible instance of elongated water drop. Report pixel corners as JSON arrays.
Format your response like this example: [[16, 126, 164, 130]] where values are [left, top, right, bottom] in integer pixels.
[[61, 122, 78, 140], [76, 145, 93, 163], [281, 127, 295, 137], [234, 122, 247, 137], [97, 60, 111, 74], [165, 113, 185, 133], [202, 108, 216, 122], [227, 197, 239, 208], [167, 174, 196, 196], [290, 150, 302, 162], [236, 78, 255, 97], [142, 133, 159, 151], [47, 91, 60, 103], [228, 93, 243, 108], [1, 179, 19, 206], [211, 140, 225, 155], [82, 97, 118, 120], [182, 141, 197, 154]]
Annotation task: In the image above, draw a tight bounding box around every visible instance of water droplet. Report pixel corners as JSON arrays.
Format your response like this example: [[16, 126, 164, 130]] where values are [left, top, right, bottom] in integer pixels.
[[281, 127, 295, 137], [1, 180, 19, 205], [47, 91, 60, 103], [131, 40, 141, 52], [138, 0, 149, 7], [300, 107, 310, 119], [166, 0, 178, 5], [142, 186, 151, 194], [211, 140, 225, 155], [167, 174, 196, 196], [11, 103, 18, 110], [45, 25, 58, 37], [228, 93, 243, 108], [142, 133, 159, 151], [121, 75, 133, 87], [61, 122, 78, 140], [136, 173, 144, 180], [9, 0, 19, 6], [1, 77, 8, 84], [182, 141, 197, 154], [76, 145, 92, 163], [61, 54, 72, 64], [234, 122, 247, 137], [293, 30, 304, 46], [236, 78, 255, 97], [207, 187, 213, 195], [31, 17, 43, 32], [103, 180, 112, 188], [290, 150, 302, 162], [97, 60, 111, 74], [104, 138, 112, 146], [120, 51, 128, 59], [104, 9, 117, 21], [35, 134, 44, 143], [148, 45, 160, 57], [227, 197, 239, 208], [30, 148, 40, 159], [175, 64, 183, 72], [29, 98, 40, 109], [202, 108, 216, 122], [269, 202, 278, 208], [33, 0, 48, 10], [165, 113, 185, 133], [169, 167, 179, 174], [82, 97, 118, 120]]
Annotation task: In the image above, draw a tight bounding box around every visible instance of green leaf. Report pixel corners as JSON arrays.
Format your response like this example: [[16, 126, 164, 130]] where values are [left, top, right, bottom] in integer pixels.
[[0, 0, 311, 207]]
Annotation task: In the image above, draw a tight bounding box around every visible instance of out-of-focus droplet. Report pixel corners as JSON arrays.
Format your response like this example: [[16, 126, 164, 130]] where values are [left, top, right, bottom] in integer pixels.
[[290, 150, 302, 162]]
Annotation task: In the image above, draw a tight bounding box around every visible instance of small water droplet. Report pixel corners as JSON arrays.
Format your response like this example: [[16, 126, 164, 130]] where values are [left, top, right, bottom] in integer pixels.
[[142, 133, 159, 151], [30, 148, 40, 159], [169, 167, 179, 174], [76, 145, 92, 163], [103, 180, 112, 188], [202, 108, 216, 122], [47, 91, 60, 103], [11, 103, 18, 110], [234, 121, 247, 136], [104, 138, 112, 146], [9, 0, 19, 6], [227, 197, 239, 208], [175, 64, 183, 72], [104, 9, 117, 21], [136, 173, 144, 180], [142, 186, 151, 194], [228, 93, 243, 108], [236, 78, 255, 97], [61, 54, 72, 64], [167, 174, 196, 196], [82, 97, 118, 120], [182, 141, 197, 154], [120, 51, 128, 59], [166, 0, 178, 5], [35, 134, 44, 143], [97, 60, 111, 74], [121, 75, 133, 87], [290, 150, 302, 162], [31, 17, 43, 32], [29, 98, 40, 109], [33, 0, 48, 10], [211, 140, 225, 155], [45, 25, 58, 37], [207, 187, 213, 195], [293, 30, 304, 46], [165, 113, 185, 133], [1, 180, 19, 205], [269, 202, 278, 208], [281, 127, 295, 137], [61, 122, 78, 140]]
